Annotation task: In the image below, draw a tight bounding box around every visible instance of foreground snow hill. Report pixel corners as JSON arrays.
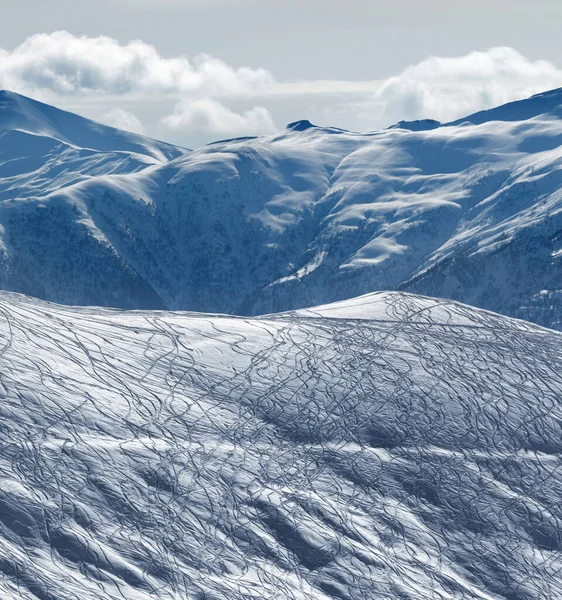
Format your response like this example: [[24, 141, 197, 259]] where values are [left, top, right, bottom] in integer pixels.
[[0, 88, 561, 328], [0, 291, 561, 599]]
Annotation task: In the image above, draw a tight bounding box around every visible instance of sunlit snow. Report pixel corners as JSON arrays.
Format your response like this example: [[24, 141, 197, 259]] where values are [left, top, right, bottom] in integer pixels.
[[0, 291, 561, 599], [0, 89, 560, 328]]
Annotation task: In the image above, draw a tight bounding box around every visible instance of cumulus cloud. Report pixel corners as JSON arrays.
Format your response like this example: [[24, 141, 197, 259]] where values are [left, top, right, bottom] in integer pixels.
[[101, 108, 145, 134], [0, 34, 559, 145], [162, 98, 277, 137], [361, 47, 562, 127], [0, 31, 274, 96]]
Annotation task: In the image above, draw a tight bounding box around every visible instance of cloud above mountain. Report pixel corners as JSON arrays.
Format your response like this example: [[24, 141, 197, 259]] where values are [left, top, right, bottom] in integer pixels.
[[0, 32, 560, 145], [0, 31, 274, 96], [363, 47, 562, 125], [162, 98, 276, 137], [102, 108, 146, 135]]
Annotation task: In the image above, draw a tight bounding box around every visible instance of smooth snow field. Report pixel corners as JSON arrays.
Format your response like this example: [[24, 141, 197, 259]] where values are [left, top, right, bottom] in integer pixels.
[[0, 291, 561, 599]]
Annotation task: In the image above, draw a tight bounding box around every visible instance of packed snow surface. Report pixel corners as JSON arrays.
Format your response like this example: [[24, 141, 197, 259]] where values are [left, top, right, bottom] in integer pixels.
[[0, 291, 561, 599], [0, 89, 561, 328]]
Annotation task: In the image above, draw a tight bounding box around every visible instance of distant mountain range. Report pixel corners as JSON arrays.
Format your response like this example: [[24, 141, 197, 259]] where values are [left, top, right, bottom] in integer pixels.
[[0, 88, 561, 328]]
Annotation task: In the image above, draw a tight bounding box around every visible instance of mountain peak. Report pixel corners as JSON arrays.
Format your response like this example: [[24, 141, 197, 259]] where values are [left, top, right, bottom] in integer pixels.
[[0, 89, 187, 162], [286, 119, 316, 131], [0, 89, 56, 134], [388, 119, 441, 132], [0, 89, 20, 99], [447, 86, 562, 126]]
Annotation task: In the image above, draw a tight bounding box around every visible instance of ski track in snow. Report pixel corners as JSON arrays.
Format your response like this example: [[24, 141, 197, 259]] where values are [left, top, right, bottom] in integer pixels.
[[0, 291, 561, 599]]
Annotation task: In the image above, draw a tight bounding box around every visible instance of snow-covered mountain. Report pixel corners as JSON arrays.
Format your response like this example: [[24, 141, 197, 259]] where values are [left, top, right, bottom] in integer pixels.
[[0, 290, 561, 599], [0, 89, 561, 328], [0, 90, 186, 162]]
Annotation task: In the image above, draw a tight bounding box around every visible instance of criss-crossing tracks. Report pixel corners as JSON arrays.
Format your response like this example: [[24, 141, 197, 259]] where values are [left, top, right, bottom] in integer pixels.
[[0, 291, 561, 600]]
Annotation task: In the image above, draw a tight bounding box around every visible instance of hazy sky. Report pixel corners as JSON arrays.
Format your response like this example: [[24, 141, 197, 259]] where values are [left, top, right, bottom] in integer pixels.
[[1, 0, 561, 146]]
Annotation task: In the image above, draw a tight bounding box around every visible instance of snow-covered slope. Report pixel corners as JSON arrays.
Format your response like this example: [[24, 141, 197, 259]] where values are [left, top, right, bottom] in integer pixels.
[[0, 291, 561, 599], [0, 91, 190, 309], [0, 91, 186, 161], [0, 89, 561, 327]]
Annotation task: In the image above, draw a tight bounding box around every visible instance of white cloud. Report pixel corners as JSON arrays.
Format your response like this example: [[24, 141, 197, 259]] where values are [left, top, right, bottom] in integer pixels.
[[101, 108, 145, 134], [0, 34, 560, 145], [0, 31, 274, 97], [360, 47, 562, 127], [162, 98, 277, 137]]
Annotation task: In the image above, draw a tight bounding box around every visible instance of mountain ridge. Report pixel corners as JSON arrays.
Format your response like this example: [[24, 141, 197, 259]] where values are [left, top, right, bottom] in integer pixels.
[[0, 89, 189, 161], [446, 86, 562, 126], [0, 88, 560, 328]]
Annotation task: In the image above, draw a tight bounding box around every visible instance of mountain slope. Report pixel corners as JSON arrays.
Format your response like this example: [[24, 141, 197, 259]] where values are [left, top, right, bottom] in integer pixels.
[[0, 91, 190, 309], [0, 291, 560, 599], [0, 90, 187, 161], [0, 89, 561, 327]]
